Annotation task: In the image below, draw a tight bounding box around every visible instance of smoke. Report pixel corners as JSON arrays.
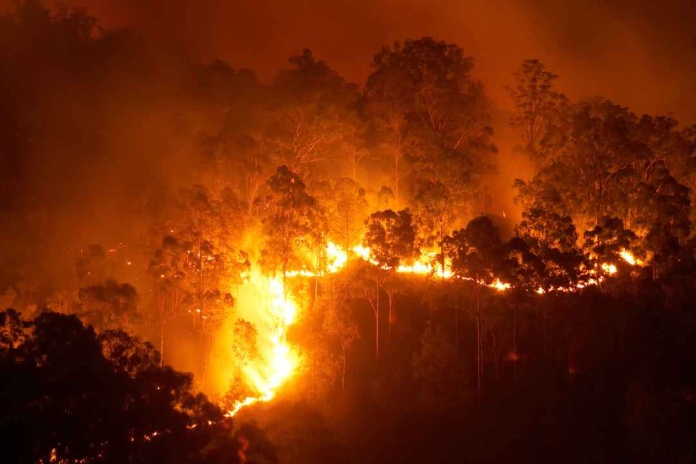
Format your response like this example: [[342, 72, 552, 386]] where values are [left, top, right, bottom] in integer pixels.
[[19, 0, 690, 229], [28, 0, 696, 124]]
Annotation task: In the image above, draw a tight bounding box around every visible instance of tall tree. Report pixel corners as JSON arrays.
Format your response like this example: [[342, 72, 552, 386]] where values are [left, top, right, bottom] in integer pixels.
[[269, 49, 358, 176], [321, 276, 359, 394], [76, 279, 139, 333], [260, 166, 323, 280], [364, 209, 416, 344], [363, 37, 495, 207], [312, 177, 368, 251], [509, 59, 569, 167], [444, 216, 505, 402], [412, 323, 469, 410]]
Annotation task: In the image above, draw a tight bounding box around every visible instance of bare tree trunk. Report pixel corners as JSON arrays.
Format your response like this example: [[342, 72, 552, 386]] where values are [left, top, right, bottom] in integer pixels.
[[376, 278, 380, 361], [476, 283, 481, 405], [341, 342, 346, 394], [201, 329, 207, 384], [490, 327, 498, 379], [159, 294, 165, 367], [455, 290, 459, 351], [387, 290, 394, 341], [513, 302, 517, 385]]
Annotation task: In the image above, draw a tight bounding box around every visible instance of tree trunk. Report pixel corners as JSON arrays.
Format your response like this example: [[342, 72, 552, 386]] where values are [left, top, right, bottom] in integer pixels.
[[476, 283, 481, 405], [376, 278, 380, 361], [455, 290, 459, 351], [341, 342, 346, 394], [159, 294, 165, 367], [490, 326, 498, 379], [201, 329, 207, 384], [387, 290, 394, 341], [513, 301, 517, 385]]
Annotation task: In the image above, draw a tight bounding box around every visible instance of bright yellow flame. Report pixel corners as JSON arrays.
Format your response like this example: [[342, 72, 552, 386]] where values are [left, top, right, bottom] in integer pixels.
[[620, 249, 637, 266], [326, 242, 348, 273], [352, 244, 372, 261], [601, 263, 618, 275], [227, 274, 298, 417], [490, 279, 511, 292]]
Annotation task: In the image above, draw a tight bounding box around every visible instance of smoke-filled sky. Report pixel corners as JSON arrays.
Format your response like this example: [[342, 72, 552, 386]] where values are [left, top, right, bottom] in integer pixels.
[[13, 0, 693, 124]]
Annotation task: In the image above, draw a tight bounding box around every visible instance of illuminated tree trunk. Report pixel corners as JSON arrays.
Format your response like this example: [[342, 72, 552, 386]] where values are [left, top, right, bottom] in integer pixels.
[[387, 289, 394, 341]]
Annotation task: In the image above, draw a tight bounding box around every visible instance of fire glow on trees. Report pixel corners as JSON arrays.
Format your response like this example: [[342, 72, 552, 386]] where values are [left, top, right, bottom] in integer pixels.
[[225, 241, 642, 417], [225, 272, 299, 417], [224, 242, 350, 416]]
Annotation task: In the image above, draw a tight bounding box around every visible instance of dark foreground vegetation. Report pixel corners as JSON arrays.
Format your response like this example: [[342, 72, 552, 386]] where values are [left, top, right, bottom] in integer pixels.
[[1, 1, 696, 463]]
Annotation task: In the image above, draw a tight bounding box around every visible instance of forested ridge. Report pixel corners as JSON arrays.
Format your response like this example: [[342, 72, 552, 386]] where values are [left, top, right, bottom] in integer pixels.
[[1, 2, 696, 463]]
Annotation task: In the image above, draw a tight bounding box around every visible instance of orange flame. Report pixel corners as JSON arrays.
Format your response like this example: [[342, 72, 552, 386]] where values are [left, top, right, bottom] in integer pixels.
[[227, 242, 643, 416], [619, 249, 639, 266], [227, 274, 299, 417]]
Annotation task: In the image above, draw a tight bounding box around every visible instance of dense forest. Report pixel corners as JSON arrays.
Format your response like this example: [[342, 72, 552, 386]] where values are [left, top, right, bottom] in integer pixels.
[[1, 1, 696, 463]]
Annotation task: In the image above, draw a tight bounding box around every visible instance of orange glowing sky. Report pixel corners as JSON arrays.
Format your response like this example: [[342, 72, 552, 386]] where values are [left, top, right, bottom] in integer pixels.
[[4, 0, 696, 123]]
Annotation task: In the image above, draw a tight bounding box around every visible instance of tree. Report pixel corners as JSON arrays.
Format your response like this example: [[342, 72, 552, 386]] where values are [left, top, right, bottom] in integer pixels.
[[412, 323, 469, 410], [260, 165, 323, 280], [76, 279, 139, 332], [0, 310, 240, 463], [412, 179, 455, 271], [363, 209, 417, 270], [514, 178, 588, 290], [583, 216, 637, 270], [516, 208, 587, 291], [363, 37, 495, 207], [363, 208, 417, 342], [223, 318, 261, 405], [196, 62, 274, 214], [444, 216, 506, 402], [148, 234, 186, 365], [149, 185, 245, 377], [313, 177, 368, 251], [322, 277, 359, 394], [269, 49, 358, 176], [631, 162, 692, 279], [509, 59, 569, 167]]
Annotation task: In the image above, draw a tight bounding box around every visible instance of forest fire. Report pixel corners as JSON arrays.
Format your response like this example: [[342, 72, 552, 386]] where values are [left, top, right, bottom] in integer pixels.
[[620, 249, 640, 266], [227, 241, 640, 417], [3, 2, 696, 462], [226, 275, 299, 417]]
